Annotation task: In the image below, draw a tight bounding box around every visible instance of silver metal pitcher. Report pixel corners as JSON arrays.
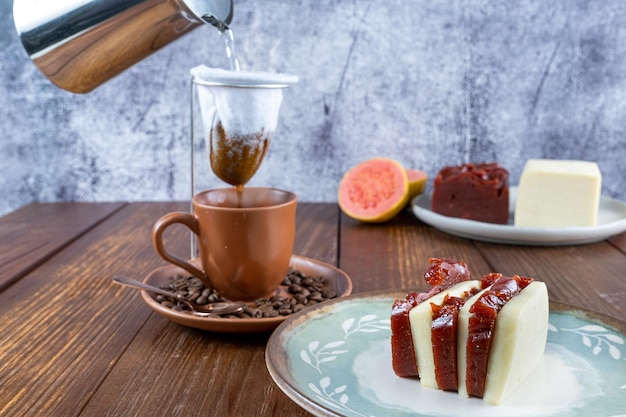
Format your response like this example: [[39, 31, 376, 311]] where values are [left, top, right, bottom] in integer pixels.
[[13, 0, 233, 93]]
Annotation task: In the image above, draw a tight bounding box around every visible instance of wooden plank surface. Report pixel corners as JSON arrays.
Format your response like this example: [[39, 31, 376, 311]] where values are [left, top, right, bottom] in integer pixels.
[[78, 203, 337, 417], [0, 202, 187, 417], [0, 202, 125, 291], [609, 232, 626, 253], [338, 208, 494, 293], [340, 208, 626, 323], [0, 202, 623, 417], [475, 241, 626, 321], [293, 203, 340, 266]]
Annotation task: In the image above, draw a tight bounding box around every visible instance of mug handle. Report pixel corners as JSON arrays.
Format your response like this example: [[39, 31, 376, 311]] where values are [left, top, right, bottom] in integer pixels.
[[152, 211, 207, 281]]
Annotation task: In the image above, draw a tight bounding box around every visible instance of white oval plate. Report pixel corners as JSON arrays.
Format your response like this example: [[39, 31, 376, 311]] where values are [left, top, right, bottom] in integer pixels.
[[412, 187, 626, 245], [266, 291, 626, 417]]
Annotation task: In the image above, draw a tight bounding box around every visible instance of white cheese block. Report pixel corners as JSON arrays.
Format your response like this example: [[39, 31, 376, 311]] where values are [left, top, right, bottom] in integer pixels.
[[457, 281, 549, 404], [514, 159, 602, 227], [408, 280, 481, 389]]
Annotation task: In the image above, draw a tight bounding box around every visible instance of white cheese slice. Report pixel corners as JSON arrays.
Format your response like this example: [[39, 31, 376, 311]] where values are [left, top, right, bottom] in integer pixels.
[[514, 159, 602, 227], [483, 281, 548, 404], [457, 281, 549, 404], [408, 280, 481, 389]]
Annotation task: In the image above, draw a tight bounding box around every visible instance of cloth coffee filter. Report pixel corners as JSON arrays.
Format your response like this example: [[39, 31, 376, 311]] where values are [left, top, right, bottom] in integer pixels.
[[191, 66, 298, 137]]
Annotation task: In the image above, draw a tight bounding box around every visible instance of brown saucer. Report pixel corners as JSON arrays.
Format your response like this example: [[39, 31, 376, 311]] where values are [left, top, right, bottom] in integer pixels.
[[141, 255, 353, 333]]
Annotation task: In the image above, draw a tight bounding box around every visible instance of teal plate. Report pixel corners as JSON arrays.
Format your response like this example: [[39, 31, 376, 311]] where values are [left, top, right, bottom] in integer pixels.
[[266, 291, 626, 417]]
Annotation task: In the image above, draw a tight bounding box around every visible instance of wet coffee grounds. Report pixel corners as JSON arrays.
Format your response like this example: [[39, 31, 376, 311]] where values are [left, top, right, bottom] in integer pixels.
[[156, 267, 338, 318]]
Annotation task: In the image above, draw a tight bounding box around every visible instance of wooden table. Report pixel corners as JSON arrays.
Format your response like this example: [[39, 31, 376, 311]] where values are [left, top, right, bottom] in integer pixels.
[[0, 202, 624, 416]]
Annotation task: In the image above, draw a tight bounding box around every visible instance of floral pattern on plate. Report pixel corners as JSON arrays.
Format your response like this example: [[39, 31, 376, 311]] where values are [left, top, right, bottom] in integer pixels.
[[266, 292, 626, 417]]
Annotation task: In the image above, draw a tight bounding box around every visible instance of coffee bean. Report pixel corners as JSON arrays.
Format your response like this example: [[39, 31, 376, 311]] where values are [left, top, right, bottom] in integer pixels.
[[278, 307, 292, 315], [322, 288, 337, 299], [290, 275, 302, 285], [309, 291, 324, 302], [260, 304, 275, 314], [156, 268, 340, 319]]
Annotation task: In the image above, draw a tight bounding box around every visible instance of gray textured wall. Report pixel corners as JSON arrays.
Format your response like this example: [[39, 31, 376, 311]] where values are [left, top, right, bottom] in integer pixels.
[[1, 0, 625, 217]]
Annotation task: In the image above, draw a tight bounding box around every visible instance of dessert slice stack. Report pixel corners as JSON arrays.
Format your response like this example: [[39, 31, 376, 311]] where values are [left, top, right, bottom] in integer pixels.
[[391, 258, 549, 405]]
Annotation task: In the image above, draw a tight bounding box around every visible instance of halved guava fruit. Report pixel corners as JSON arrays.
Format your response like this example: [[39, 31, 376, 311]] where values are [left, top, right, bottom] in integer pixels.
[[338, 158, 409, 223], [407, 169, 427, 202]]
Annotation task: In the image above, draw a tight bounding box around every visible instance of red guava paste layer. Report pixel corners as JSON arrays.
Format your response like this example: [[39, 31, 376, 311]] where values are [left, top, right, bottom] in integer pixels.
[[466, 274, 534, 398], [391, 258, 470, 378], [431, 162, 509, 224], [391, 293, 420, 377], [430, 288, 479, 391]]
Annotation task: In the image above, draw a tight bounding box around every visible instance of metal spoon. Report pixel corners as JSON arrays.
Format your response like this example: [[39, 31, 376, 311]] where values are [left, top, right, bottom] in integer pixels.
[[113, 276, 245, 317]]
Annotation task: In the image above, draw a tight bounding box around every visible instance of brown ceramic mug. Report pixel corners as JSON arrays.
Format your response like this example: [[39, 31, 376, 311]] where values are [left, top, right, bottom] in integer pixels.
[[152, 187, 297, 301]]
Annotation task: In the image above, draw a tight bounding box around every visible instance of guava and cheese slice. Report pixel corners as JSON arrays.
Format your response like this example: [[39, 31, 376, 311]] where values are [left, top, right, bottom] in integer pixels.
[[409, 280, 481, 389], [514, 159, 602, 227], [483, 281, 548, 404], [457, 281, 549, 404]]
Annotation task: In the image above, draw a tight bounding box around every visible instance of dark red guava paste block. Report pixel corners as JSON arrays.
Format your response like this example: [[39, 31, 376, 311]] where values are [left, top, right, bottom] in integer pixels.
[[432, 163, 509, 224]]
